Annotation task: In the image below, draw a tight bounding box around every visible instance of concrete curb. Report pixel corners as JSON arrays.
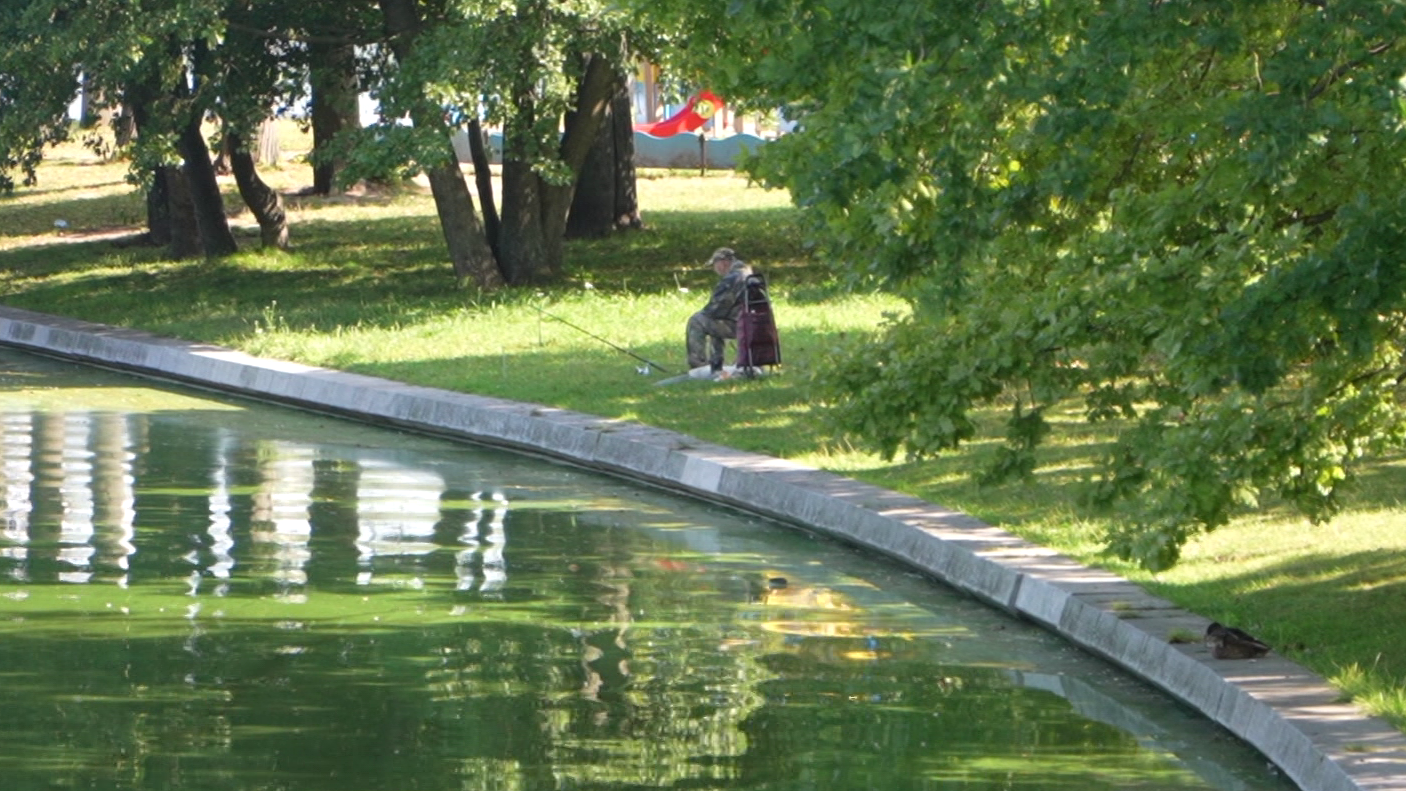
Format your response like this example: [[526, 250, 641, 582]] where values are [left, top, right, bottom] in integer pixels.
[[2, 304, 1403, 791]]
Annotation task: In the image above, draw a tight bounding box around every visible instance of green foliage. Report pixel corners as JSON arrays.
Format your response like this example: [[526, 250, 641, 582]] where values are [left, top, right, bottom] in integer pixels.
[[0, 1, 82, 190], [334, 123, 455, 184], [716, 0, 1406, 568], [367, 0, 637, 176], [0, 0, 271, 194]]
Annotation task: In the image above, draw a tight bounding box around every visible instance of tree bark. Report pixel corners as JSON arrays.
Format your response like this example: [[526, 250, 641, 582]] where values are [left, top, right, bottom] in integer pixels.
[[163, 167, 202, 259], [254, 119, 280, 166], [566, 76, 640, 238], [498, 52, 617, 284], [424, 162, 501, 286], [609, 87, 642, 231], [378, 0, 502, 288], [467, 117, 501, 258], [308, 40, 360, 195], [176, 114, 239, 257], [565, 100, 618, 240], [145, 169, 171, 247], [124, 75, 170, 249], [114, 110, 136, 149], [227, 130, 289, 250], [124, 73, 196, 257], [499, 159, 551, 284]]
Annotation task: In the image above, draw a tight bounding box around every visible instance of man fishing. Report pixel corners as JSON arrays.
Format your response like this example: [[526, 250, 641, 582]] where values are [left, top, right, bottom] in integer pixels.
[[686, 247, 753, 372]]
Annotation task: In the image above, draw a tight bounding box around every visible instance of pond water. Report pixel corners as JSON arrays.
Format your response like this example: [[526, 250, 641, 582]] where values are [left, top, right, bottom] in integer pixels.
[[0, 347, 1298, 791]]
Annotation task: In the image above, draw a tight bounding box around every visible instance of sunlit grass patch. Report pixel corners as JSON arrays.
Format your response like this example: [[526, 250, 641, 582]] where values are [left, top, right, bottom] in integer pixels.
[[1333, 661, 1406, 728]]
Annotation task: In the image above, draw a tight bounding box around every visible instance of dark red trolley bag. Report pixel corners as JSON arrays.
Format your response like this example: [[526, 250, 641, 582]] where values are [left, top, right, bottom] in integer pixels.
[[734, 272, 781, 374]]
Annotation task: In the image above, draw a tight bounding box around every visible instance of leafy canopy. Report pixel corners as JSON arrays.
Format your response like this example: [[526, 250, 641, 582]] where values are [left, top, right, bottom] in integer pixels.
[[716, 0, 1406, 569]]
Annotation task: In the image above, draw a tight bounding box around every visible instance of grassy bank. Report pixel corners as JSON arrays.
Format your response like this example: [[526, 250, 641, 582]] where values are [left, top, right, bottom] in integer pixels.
[[4, 135, 1406, 731]]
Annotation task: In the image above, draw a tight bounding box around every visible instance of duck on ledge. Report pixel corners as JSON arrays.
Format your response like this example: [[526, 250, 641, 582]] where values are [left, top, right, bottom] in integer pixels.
[[1204, 622, 1271, 659]]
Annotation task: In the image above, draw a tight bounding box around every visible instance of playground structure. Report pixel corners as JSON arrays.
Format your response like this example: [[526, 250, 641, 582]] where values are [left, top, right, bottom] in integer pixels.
[[451, 63, 784, 170]]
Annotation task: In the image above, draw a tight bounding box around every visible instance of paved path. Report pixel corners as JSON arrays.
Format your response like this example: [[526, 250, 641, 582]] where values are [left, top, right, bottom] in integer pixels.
[[2, 304, 1403, 791]]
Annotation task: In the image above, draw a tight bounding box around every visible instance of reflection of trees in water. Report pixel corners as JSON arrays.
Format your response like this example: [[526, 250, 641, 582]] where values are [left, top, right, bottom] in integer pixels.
[[0, 412, 517, 594], [0, 410, 780, 787], [577, 553, 633, 706], [738, 653, 1160, 791], [0, 408, 1263, 791]]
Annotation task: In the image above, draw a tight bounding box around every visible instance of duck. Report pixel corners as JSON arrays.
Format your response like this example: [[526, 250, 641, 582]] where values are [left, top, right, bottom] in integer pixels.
[[1204, 621, 1271, 659]]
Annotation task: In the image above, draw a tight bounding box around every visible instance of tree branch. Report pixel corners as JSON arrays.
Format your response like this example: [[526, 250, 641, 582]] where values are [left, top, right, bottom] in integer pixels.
[[1308, 39, 1394, 102], [224, 20, 379, 47], [1272, 206, 1337, 231]]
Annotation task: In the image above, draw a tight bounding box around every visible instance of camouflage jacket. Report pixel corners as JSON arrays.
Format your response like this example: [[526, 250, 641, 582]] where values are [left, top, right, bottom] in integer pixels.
[[700, 260, 754, 323]]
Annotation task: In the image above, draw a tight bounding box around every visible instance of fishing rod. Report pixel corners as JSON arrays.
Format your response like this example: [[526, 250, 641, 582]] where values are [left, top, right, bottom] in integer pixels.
[[534, 306, 674, 375]]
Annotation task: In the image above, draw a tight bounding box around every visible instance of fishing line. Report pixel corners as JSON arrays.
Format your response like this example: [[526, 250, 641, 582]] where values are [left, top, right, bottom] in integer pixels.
[[533, 306, 673, 375]]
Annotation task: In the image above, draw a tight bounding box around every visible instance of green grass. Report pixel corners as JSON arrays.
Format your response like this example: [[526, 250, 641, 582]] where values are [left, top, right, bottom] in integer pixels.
[[5, 130, 1406, 732]]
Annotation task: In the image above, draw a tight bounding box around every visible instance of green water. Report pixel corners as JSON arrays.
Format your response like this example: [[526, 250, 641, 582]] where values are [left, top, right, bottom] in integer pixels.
[[0, 348, 1297, 791]]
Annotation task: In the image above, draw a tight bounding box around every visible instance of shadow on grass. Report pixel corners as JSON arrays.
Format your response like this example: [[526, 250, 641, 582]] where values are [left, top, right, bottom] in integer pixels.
[[0, 216, 475, 336], [0, 204, 840, 342]]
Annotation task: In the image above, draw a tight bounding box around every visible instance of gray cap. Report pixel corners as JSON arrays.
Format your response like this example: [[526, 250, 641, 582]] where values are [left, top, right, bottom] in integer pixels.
[[709, 247, 737, 266]]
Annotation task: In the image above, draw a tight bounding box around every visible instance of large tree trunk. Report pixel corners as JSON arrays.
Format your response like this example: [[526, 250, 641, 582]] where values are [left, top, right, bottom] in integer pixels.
[[125, 72, 197, 257], [378, 0, 502, 288], [609, 87, 642, 230], [145, 168, 172, 247], [163, 167, 202, 260], [498, 159, 553, 285], [227, 130, 289, 250], [308, 41, 360, 195], [565, 102, 618, 240], [498, 53, 617, 284], [176, 114, 238, 257], [124, 75, 167, 248], [566, 77, 641, 239], [424, 162, 501, 286]]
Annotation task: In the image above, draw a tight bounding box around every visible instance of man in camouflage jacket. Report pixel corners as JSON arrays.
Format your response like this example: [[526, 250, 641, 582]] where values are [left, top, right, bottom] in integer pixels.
[[686, 247, 753, 371]]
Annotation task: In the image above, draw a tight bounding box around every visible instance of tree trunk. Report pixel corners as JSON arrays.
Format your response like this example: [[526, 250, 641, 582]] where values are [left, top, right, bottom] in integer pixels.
[[124, 76, 168, 247], [146, 167, 172, 247], [565, 102, 618, 240], [163, 167, 202, 260], [227, 130, 289, 250], [254, 119, 280, 166], [114, 110, 136, 149], [424, 161, 501, 286], [78, 72, 97, 128], [566, 78, 641, 239], [498, 159, 553, 285], [609, 87, 642, 230], [498, 53, 617, 284], [378, 0, 502, 288], [124, 73, 194, 256], [213, 134, 232, 175], [467, 117, 500, 258], [308, 41, 361, 195], [176, 115, 238, 257]]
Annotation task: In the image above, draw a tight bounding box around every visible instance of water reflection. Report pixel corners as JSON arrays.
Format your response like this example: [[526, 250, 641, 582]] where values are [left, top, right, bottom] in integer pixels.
[[0, 412, 525, 599], [0, 351, 1299, 791]]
